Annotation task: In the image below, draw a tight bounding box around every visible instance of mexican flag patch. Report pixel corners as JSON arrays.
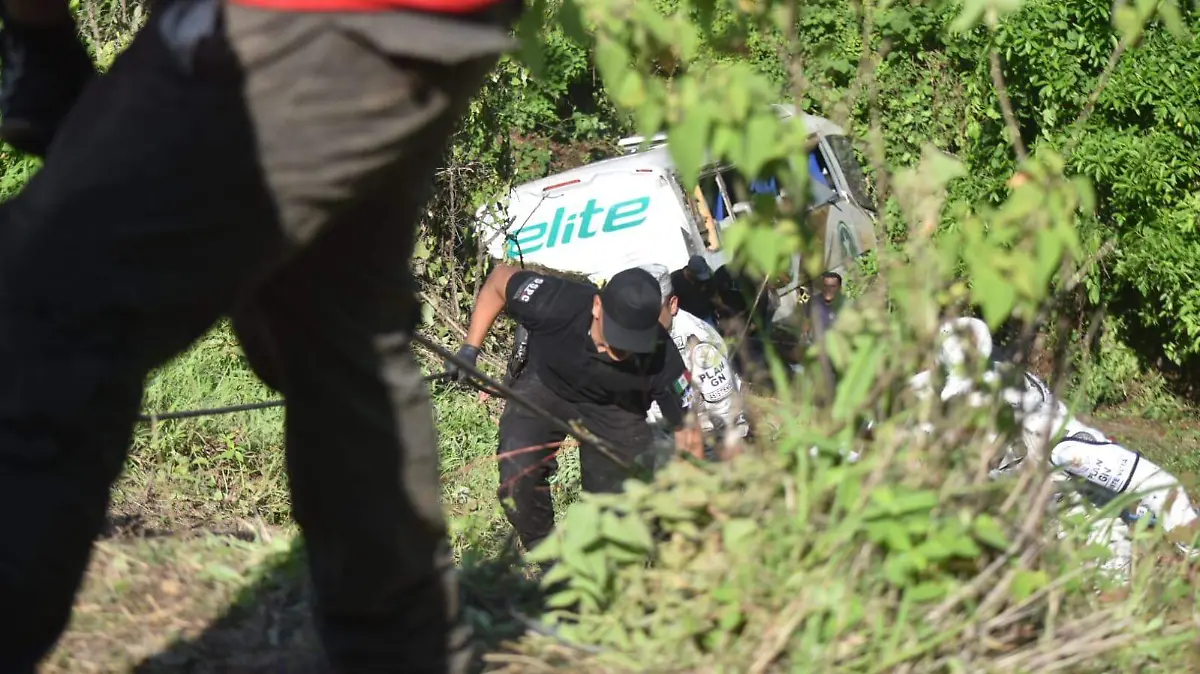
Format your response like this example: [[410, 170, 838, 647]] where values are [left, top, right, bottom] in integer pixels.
[[671, 371, 691, 394], [672, 371, 695, 408]]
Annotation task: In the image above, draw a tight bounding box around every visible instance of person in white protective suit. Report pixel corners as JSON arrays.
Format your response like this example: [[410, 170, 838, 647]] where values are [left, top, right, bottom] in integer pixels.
[[911, 316, 1200, 579], [638, 263, 751, 443]]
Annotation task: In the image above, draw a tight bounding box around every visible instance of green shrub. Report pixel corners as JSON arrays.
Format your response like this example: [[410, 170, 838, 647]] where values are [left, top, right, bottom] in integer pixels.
[[487, 0, 1200, 670]]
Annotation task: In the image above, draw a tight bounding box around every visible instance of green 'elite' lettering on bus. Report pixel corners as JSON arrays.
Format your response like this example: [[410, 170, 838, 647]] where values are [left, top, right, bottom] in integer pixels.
[[503, 196, 651, 258]]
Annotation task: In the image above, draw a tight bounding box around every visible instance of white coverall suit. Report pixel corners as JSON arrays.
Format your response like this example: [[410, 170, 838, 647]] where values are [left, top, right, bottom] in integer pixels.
[[647, 308, 750, 439], [912, 317, 1199, 579]]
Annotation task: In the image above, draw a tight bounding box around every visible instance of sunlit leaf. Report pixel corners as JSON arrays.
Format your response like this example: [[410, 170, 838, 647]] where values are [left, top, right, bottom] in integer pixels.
[[669, 101, 715, 188], [972, 514, 1011, 550]]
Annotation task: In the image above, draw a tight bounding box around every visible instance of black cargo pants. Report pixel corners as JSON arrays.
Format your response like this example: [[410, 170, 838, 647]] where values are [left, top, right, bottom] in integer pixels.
[[496, 370, 663, 553], [0, 0, 515, 671]]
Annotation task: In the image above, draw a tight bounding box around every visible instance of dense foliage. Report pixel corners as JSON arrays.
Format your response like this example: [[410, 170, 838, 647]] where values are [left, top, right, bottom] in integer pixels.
[[438, 0, 1200, 401], [8, 0, 1195, 398], [470, 0, 1200, 670]]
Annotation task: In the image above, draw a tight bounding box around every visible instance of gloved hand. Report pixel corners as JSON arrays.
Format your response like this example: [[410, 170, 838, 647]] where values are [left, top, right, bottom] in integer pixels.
[[0, 7, 96, 157], [445, 344, 480, 384]]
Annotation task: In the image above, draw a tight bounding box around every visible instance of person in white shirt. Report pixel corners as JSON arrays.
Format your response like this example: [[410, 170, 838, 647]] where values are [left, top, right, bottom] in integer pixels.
[[639, 263, 751, 445], [911, 317, 1199, 579]]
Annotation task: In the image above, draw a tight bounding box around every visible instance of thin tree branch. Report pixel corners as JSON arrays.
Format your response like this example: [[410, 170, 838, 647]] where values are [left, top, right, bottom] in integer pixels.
[[989, 49, 1027, 162]]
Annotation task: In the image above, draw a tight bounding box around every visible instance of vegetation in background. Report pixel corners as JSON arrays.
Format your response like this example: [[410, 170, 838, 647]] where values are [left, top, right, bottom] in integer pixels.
[[486, 0, 1200, 670]]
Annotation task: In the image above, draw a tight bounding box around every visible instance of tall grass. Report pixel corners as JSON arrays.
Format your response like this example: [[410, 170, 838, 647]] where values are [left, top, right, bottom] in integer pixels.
[[116, 321, 562, 562]]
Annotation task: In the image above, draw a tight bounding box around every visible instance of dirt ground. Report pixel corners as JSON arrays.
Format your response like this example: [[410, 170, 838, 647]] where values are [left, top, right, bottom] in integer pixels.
[[43, 403, 1200, 672], [46, 503, 541, 673]]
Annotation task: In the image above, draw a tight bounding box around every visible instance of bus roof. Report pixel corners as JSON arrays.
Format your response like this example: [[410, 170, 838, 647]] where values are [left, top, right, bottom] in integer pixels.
[[509, 147, 679, 196], [509, 106, 844, 197]]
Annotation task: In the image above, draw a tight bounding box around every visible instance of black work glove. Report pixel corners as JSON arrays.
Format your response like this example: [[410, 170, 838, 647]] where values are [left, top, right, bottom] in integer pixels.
[[446, 344, 480, 383], [0, 9, 96, 158]]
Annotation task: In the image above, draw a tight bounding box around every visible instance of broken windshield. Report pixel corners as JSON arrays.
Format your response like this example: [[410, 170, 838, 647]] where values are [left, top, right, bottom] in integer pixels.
[[825, 135, 876, 213]]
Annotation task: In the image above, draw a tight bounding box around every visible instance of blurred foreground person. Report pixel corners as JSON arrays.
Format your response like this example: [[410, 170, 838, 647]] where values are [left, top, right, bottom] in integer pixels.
[[0, 0, 521, 670]]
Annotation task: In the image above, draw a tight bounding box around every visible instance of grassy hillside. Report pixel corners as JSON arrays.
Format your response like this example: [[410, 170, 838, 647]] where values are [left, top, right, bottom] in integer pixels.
[[43, 321, 1200, 671]]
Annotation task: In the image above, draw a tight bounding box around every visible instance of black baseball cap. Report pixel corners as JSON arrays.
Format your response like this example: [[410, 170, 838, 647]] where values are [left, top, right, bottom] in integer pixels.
[[687, 254, 713, 281], [600, 268, 664, 354]]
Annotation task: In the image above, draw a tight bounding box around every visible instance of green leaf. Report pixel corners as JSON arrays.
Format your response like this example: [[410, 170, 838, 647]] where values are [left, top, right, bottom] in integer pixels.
[[1113, 4, 1145, 44], [950, 0, 987, 35], [669, 102, 715, 189], [902, 512, 934, 535], [1034, 228, 1064, 289], [526, 533, 563, 564], [950, 534, 983, 558], [601, 511, 655, 553], [635, 4, 676, 46], [825, 330, 852, 371], [718, 604, 745, 631], [1009, 255, 1037, 300], [726, 77, 752, 125], [636, 97, 666, 140], [722, 518, 758, 554], [546, 588, 582, 609], [989, 0, 1026, 24], [712, 582, 738, 604], [568, 499, 604, 530], [562, 501, 604, 552], [741, 111, 780, 181], [556, 0, 589, 45], [541, 560, 573, 589], [559, 543, 593, 578], [891, 490, 939, 515], [615, 71, 647, 110], [691, 0, 718, 32], [972, 514, 1011, 550], [711, 123, 742, 161], [571, 571, 606, 602], [1080, 542, 1115, 562], [607, 542, 650, 564], [923, 145, 967, 186], [999, 184, 1041, 222], [647, 492, 696, 520], [676, 487, 710, 509], [594, 37, 631, 91], [514, 0, 549, 77], [885, 523, 913, 552], [1157, 0, 1188, 39], [883, 553, 916, 586], [908, 580, 950, 603], [864, 520, 891, 543], [972, 263, 1017, 329], [1010, 569, 1048, 602], [832, 335, 884, 421]]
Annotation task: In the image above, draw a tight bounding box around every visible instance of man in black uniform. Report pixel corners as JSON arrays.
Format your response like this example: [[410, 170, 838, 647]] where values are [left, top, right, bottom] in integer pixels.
[[449, 264, 702, 552], [669, 255, 766, 330]]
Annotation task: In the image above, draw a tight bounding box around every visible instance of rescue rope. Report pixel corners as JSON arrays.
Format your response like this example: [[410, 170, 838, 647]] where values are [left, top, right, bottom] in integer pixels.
[[136, 370, 455, 423], [412, 333, 636, 471], [134, 330, 637, 473]]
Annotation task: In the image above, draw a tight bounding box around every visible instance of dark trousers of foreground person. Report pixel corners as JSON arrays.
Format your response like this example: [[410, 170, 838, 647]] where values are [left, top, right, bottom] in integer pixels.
[[497, 372, 657, 553], [0, 0, 517, 670]]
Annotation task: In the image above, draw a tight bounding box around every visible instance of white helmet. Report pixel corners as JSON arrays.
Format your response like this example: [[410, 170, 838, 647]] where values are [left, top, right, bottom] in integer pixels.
[[637, 263, 673, 305], [936, 317, 993, 370]]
